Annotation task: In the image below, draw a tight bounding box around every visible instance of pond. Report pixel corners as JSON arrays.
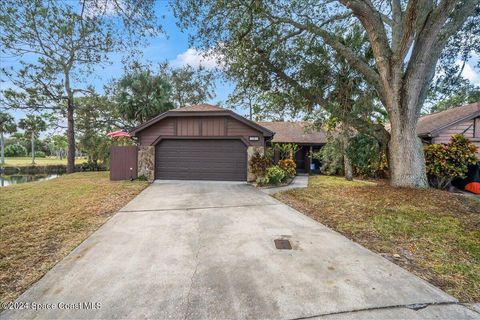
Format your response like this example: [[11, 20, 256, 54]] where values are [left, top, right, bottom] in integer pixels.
[[0, 174, 61, 187]]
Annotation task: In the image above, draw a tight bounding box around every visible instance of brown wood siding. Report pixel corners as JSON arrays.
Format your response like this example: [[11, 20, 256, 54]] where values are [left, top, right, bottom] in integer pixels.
[[474, 117, 480, 138], [155, 139, 247, 181], [227, 118, 264, 146], [109, 145, 138, 180], [432, 119, 475, 144], [177, 117, 201, 136], [137, 115, 265, 146], [137, 118, 175, 145], [201, 117, 225, 136]]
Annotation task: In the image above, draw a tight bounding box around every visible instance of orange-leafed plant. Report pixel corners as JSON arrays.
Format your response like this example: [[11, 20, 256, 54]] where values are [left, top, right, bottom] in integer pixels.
[[249, 152, 273, 178], [424, 134, 477, 189], [278, 158, 296, 178]]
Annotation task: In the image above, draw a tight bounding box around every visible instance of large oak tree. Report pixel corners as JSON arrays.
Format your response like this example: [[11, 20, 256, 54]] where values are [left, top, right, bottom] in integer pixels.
[[173, 0, 479, 187]]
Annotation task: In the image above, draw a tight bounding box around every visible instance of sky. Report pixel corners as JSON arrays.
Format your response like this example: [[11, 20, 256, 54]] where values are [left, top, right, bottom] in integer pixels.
[[0, 1, 242, 126], [1, 2, 479, 132]]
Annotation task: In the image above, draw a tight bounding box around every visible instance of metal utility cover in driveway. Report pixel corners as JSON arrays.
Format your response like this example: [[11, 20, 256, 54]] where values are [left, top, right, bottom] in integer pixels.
[[155, 139, 247, 181]]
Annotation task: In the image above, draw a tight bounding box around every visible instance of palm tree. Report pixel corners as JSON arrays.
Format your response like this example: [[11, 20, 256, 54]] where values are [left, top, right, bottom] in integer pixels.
[[0, 112, 17, 165], [18, 115, 47, 165]]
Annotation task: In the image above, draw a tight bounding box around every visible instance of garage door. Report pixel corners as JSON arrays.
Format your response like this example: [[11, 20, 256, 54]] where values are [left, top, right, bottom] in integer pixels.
[[155, 139, 247, 181]]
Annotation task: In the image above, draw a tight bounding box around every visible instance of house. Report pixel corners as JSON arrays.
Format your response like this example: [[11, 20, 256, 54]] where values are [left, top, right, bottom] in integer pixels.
[[417, 102, 480, 156], [129, 104, 274, 181], [257, 102, 480, 172], [256, 121, 327, 173], [118, 102, 479, 182]]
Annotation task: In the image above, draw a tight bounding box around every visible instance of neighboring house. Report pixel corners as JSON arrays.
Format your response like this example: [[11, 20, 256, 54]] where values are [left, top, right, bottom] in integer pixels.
[[256, 121, 327, 173], [129, 104, 274, 181], [417, 102, 480, 157], [257, 102, 480, 172]]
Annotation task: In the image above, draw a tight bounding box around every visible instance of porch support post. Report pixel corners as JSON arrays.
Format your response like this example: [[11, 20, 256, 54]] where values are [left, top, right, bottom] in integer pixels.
[[308, 146, 313, 174]]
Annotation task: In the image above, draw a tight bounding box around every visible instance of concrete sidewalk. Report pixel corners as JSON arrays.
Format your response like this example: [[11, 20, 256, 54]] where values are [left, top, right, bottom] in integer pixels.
[[2, 181, 478, 319]]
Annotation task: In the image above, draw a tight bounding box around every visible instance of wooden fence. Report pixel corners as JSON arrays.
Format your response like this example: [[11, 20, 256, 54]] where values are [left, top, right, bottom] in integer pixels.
[[109, 145, 138, 180]]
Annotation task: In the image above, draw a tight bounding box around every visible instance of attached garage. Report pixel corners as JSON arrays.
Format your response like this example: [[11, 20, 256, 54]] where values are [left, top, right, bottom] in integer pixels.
[[155, 139, 247, 181], [129, 104, 274, 182]]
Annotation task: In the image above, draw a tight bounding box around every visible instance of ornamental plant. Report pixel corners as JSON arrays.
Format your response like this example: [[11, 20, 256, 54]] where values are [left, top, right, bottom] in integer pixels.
[[278, 159, 296, 178], [266, 165, 285, 185], [424, 134, 478, 189], [249, 152, 272, 179]]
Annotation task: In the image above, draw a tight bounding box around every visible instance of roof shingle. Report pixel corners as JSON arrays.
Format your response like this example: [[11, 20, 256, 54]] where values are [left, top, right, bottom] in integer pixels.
[[256, 121, 327, 144], [417, 102, 480, 136], [175, 104, 226, 112]]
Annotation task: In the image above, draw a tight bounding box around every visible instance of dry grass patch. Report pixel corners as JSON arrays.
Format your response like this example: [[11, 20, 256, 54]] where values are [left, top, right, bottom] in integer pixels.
[[3, 157, 87, 167], [274, 175, 480, 302], [0, 172, 149, 304]]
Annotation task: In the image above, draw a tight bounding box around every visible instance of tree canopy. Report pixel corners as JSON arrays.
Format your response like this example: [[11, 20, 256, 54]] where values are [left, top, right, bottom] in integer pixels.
[[159, 63, 216, 108], [111, 65, 174, 126], [0, 0, 160, 172], [172, 0, 479, 188]]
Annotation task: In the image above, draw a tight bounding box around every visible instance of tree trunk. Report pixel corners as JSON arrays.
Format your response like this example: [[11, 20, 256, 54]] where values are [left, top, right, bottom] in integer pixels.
[[0, 131, 4, 165], [31, 132, 35, 165], [342, 133, 353, 181], [388, 98, 428, 188], [66, 99, 75, 173], [344, 154, 353, 181]]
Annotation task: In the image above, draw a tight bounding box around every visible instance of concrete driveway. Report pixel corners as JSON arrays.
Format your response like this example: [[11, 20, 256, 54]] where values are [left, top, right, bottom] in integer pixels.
[[2, 181, 478, 319]]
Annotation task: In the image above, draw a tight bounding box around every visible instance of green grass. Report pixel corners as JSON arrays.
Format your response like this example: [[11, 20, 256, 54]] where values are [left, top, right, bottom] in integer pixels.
[[1, 157, 87, 167], [0, 172, 149, 304], [275, 175, 480, 302]]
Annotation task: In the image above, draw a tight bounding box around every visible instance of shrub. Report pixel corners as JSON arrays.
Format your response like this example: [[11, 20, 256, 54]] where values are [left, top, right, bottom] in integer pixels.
[[266, 165, 285, 185], [278, 159, 296, 178], [314, 137, 343, 175], [272, 143, 299, 160], [424, 134, 478, 189], [5, 144, 27, 157], [137, 175, 148, 181], [255, 176, 269, 186], [249, 152, 272, 178], [80, 161, 107, 172], [34, 151, 46, 158], [346, 133, 384, 177]]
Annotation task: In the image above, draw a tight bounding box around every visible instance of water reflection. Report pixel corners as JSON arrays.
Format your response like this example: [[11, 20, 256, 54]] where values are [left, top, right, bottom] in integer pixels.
[[0, 174, 60, 187]]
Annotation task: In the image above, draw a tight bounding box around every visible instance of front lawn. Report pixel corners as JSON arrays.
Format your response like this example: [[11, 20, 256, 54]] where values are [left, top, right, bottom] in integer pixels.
[[1, 157, 87, 167], [274, 176, 480, 302], [0, 172, 149, 304]]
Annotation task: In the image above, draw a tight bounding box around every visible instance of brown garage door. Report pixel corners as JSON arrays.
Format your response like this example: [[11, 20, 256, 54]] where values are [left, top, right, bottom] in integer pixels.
[[155, 139, 247, 181]]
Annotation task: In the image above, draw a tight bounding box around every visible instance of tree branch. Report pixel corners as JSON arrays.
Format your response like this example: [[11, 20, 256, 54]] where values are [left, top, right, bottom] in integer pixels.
[[338, 0, 392, 80], [263, 13, 383, 94]]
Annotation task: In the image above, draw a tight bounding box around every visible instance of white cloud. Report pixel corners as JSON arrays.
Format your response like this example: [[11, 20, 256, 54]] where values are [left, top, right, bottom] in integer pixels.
[[462, 61, 480, 86], [171, 48, 223, 70], [84, 0, 123, 18]]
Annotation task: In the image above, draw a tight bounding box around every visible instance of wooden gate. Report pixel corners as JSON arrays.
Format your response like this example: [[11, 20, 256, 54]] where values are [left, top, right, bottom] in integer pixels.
[[109, 145, 138, 180]]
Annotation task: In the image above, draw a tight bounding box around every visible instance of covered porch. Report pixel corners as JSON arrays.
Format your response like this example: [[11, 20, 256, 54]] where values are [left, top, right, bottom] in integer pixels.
[[272, 144, 324, 174]]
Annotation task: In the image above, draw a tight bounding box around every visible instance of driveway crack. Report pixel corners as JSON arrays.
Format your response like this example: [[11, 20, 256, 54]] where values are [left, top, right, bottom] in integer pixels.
[[287, 301, 476, 319], [183, 212, 206, 320]]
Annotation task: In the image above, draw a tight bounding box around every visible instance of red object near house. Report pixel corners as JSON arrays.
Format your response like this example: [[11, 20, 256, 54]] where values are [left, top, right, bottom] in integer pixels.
[[465, 182, 480, 194], [107, 130, 131, 138]]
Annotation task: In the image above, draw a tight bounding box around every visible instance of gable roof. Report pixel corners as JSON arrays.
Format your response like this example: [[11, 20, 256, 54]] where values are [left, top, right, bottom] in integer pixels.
[[130, 104, 274, 137], [257, 121, 327, 144], [175, 104, 226, 112], [417, 102, 480, 136]]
